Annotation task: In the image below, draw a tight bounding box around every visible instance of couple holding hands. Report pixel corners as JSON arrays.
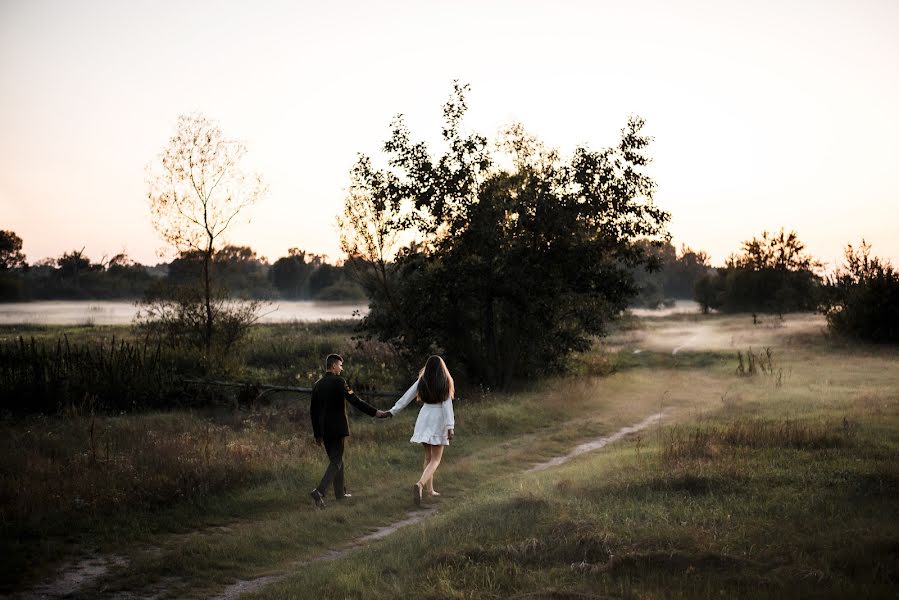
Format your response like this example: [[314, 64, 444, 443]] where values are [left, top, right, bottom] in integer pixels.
[[309, 354, 455, 508]]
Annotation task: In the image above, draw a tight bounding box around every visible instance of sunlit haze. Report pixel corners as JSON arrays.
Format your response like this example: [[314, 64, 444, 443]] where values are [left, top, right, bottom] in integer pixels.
[[2, 0, 897, 269]]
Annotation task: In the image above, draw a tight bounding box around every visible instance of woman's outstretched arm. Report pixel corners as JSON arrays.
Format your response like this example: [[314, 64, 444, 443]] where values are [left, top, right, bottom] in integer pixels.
[[388, 381, 419, 416]]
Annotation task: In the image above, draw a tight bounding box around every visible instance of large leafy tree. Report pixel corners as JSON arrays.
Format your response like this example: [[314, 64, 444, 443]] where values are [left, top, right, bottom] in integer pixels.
[[731, 229, 818, 272], [56, 248, 93, 278], [342, 83, 670, 387], [0, 230, 26, 270]]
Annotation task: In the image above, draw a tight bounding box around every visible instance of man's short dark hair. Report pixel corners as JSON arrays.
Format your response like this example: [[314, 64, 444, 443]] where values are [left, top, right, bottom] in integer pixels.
[[326, 354, 343, 370]]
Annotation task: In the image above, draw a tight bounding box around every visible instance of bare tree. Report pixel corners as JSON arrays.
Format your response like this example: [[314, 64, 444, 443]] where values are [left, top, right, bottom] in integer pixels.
[[145, 113, 267, 351]]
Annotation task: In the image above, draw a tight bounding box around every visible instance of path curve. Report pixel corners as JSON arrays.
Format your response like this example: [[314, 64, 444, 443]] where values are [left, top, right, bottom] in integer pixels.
[[212, 508, 437, 600], [215, 410, 670, 599], [527, 410, 669, 472]]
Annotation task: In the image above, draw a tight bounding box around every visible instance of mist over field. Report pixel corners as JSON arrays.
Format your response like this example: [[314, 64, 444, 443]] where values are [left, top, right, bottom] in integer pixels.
[[0, 300, 368, 326]]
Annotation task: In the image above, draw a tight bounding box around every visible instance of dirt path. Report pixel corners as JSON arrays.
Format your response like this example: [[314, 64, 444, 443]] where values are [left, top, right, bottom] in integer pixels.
[[209, 323, 702, 597], [15, 409, 669, 600], [527, 409, 668, 472], [211, 507, 437, 600], [209, 410, 669, 599], [14, 555, 129, 600]]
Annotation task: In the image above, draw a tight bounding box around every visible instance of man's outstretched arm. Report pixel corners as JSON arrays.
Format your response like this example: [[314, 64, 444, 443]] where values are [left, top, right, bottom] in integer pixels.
[[342, 380, 380, 417]]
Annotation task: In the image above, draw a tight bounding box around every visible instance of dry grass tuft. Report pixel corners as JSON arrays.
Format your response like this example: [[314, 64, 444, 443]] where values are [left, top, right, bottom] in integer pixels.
[[663, 419, 857, 462]]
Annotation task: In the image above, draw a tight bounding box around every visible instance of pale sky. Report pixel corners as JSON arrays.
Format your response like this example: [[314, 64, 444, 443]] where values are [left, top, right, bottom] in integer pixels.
[[1, 0, 897, 269]]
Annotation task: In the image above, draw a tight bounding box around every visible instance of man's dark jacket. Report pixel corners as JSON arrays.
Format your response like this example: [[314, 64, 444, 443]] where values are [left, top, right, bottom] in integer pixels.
[[310, 372, 378, 439]]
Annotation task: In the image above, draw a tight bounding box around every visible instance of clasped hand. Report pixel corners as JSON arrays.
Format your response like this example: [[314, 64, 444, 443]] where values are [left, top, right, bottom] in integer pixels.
[[375, 410, 392, 419]]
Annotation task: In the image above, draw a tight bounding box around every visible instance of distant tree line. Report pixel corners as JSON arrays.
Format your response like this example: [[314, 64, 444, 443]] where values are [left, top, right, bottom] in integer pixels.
[[693, 228, 821, 315], [0, 230, 364, 303], [630, 241, 712, 307], [690, 229, 898, 343]]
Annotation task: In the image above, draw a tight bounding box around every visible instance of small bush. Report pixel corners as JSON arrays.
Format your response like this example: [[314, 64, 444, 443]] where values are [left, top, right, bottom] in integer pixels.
[[0, 410, 312, 545], [735, 347, 784, 385]]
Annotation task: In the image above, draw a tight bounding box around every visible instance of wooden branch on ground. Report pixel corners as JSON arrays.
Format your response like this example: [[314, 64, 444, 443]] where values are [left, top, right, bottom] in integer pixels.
[[182, 378, 404, 398]]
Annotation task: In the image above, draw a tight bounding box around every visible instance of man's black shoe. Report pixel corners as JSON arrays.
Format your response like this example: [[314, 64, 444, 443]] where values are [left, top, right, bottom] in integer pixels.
[[310, 489, 325, 508], [336, 492, 353, 500]]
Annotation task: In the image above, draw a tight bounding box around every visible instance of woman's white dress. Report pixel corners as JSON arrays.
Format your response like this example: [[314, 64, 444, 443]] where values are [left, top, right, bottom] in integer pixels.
[[388, 381, 455, 446]]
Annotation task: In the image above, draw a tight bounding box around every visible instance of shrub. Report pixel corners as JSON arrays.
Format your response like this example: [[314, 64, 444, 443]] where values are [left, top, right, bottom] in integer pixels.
[[820, 241, 899, 343]]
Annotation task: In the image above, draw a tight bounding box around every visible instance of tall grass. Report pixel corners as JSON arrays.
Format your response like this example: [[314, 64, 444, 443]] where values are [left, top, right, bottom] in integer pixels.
[[0, 335, 181, 414], [0, 321, 408, 415], [0, 406, 321, 588], [241, 323, 405, 390]]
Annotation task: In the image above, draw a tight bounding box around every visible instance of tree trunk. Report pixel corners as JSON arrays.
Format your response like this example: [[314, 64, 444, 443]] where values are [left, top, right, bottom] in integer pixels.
[[482, 297, 499, 387], [203, 240, 213, 353]]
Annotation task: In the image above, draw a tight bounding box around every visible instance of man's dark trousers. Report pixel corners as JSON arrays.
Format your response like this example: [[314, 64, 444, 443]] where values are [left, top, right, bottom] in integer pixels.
[[315, 436, 346, 498]]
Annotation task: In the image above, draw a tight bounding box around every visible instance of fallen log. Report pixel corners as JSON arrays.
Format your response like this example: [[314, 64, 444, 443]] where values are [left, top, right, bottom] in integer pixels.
[[182, 378, 404, 398]]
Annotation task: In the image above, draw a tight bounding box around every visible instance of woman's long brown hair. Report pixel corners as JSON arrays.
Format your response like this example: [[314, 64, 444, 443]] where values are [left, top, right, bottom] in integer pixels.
[[416, 355, 454, 404]]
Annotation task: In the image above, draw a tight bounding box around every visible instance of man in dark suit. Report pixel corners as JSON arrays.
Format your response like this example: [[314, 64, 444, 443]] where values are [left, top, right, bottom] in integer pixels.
[[310, 353, 388, 507]]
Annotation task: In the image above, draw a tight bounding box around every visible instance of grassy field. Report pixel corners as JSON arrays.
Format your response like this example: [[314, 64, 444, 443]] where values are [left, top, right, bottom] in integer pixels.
[[253, 314, 898, 599], [2, 313, 897, 598]]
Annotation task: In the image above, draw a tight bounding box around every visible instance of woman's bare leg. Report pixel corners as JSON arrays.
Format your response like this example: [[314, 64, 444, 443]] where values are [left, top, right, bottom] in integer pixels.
[[413, 444, 430, 505], [422, 444, 431, 471], [421, 445, 438, 495], [424, 445, 440, 495], [417, 444, 444, 493]]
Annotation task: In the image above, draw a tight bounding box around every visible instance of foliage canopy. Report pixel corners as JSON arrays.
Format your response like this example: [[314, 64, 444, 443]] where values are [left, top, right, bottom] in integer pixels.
[[694, 228, 821, 315], [341, 83, 670, 387], [0, 230, 26, 271], [820, 241, 899, 343]]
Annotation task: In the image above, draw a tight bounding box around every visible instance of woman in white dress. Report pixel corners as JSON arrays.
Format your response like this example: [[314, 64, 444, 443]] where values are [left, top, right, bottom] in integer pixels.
[[387, 355, 455, 506]]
